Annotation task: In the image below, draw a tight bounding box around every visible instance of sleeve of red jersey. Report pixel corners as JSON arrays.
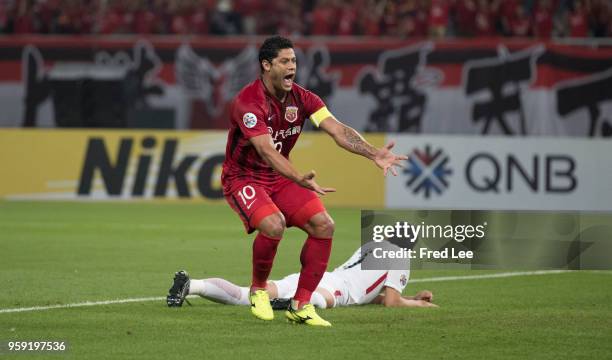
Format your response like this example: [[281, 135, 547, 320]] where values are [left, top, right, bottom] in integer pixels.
[[303, 89, 334, 127], [234, 99, 269, 139]]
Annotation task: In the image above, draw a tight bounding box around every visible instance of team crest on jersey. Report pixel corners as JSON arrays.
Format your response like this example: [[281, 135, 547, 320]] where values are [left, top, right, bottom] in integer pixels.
[[243, 112, 257, 128], [284, 106, 298, 123], [400, 274, 407, 286]]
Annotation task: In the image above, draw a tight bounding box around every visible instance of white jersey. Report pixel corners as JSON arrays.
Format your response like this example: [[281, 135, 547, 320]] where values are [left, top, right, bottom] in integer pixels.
[[272, 242, 410, 307], [329, 241, 410, 306]]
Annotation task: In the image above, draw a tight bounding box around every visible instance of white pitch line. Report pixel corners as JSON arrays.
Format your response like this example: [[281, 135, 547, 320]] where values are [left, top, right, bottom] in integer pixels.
[[0, 270, 575, 315], [0, 297, 164, 314], [409, 270, 571, 283]]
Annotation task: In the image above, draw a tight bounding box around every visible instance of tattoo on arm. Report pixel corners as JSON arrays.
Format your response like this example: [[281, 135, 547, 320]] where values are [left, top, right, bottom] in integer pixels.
[[342, 126, 377, 158]]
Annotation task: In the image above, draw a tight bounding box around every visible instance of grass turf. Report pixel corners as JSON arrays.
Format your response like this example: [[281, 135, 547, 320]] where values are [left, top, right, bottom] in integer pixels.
[[0, 201, 611, 359]]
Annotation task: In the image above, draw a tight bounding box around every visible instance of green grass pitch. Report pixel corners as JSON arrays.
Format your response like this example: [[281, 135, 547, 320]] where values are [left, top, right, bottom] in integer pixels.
[[1, 201, 611, 359]]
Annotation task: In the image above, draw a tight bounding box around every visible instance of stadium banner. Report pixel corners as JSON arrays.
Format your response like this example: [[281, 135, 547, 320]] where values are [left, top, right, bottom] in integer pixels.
[[0, 36, 611, 137], [0, 129, 384, 207], [385, 134, 612, 211], [360, 210, 612, 270]]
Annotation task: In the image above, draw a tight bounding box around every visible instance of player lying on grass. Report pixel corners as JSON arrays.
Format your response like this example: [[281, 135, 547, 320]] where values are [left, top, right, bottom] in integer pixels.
[[167, 241, 437, 309]]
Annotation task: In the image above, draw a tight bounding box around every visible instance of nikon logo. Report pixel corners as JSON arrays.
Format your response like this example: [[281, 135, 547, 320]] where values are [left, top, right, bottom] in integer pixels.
[[77, 137, 224, 198]]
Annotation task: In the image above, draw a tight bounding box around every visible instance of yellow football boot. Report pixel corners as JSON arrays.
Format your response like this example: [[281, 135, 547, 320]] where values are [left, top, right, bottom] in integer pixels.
[[249, 290, 274, 321], [285, 303, 332, 327]]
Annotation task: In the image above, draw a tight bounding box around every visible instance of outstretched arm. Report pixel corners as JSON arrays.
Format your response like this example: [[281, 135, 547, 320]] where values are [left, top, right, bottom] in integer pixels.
[[319, 117, 407, 176], [371, 287, 438, 308]]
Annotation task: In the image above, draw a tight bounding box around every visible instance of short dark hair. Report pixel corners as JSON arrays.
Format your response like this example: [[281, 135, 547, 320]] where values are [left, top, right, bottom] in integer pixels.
[[258, 36, 294, 72]]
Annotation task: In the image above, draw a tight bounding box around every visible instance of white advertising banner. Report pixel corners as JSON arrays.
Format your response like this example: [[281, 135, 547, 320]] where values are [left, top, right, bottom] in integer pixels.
[[385, 135, 612, 211]]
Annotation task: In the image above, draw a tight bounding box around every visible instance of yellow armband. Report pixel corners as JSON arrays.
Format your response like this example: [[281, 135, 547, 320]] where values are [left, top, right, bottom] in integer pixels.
[[310, 106, 333, 127]]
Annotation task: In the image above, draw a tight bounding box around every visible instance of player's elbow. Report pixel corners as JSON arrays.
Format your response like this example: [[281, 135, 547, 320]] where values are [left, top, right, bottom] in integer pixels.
[[331, 126, 349, 145], [323, 121, 347, 144], [332, 135, 346, 150]]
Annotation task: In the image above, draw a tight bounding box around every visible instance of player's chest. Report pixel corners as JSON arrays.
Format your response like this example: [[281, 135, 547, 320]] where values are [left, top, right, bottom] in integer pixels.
[[265, 99, 305, 142]]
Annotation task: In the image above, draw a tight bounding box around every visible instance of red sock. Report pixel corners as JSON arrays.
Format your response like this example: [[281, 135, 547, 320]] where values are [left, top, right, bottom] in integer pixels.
[[251, 233, 281, 290], [294, 236, 332, 306]]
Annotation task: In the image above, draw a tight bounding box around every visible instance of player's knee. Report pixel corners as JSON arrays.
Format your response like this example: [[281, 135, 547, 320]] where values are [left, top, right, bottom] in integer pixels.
[[265, 223, 285, 238], [259, 213, 286, 238], [312, 215, 335, 238]]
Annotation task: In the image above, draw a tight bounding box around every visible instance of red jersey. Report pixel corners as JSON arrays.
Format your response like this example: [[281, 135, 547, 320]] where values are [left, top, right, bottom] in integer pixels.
[[221, 79, 325, 195], [533, 7, 553, 38], [569, 11, 588, 37], [428, 0, 450, 28]]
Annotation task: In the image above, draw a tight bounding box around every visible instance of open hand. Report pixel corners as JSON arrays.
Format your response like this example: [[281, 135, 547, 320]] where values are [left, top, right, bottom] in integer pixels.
[[298, 170, 336, 196], [374, 141, 408, 176], [414, 290, 433, 302]]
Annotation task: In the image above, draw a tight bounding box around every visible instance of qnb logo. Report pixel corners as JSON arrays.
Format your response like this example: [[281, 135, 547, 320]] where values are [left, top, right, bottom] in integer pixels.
[[403, 145, 452, 198]]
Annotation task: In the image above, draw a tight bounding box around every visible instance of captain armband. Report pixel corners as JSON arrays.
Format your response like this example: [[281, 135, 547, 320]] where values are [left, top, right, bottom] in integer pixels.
[[309, 106, 334, 127]]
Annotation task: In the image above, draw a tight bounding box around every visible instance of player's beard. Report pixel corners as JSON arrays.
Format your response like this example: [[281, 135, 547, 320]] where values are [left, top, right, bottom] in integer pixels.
[[280, 73, 293, 91], [270, 72, 292, 99], [273, 65, 294, 90]]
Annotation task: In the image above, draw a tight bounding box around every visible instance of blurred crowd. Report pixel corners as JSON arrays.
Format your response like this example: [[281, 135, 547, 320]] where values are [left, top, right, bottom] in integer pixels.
[[1, 0, 611, 38]]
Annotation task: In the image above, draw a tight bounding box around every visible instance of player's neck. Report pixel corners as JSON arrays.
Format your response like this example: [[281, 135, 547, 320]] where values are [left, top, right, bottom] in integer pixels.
[[261, 76, 288, 103]]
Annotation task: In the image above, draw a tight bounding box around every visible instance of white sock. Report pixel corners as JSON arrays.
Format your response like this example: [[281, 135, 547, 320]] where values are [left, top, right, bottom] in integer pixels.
[[310, 291, 328, 309], [189, 278, 250, 305], [291, 292, 328, 309]]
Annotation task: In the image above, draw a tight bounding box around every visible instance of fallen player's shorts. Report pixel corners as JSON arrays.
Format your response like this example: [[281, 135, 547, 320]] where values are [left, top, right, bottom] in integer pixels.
[[224, 177, 326, 234], [271, 272, 345, 308]]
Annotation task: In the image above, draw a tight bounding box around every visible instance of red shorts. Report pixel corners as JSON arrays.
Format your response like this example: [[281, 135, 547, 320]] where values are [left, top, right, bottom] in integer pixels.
[[224, 177, 326, 234]]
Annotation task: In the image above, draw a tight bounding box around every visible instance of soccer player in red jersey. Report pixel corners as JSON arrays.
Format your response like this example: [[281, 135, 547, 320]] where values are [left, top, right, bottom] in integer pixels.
[[221, 36, 407, 326]]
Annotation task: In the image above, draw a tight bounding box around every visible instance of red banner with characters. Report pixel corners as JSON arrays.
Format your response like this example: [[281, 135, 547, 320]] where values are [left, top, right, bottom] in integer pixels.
[[0, 36, 611, 137]]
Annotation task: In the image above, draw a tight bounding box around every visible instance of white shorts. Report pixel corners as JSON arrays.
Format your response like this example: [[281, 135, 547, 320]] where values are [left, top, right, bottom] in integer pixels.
[[272, 273, 346, 301]]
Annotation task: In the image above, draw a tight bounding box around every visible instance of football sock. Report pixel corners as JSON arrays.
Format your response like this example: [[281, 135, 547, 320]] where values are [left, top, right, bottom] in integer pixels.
[[310, 291, 328, 309], [251, 232, 281, 291], [189, 278, 250, 306], [293, 236, 332, 307]]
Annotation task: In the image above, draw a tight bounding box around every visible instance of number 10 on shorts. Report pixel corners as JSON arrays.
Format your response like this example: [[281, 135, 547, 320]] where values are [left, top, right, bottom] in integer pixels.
[[237, 185, 257, 210]]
